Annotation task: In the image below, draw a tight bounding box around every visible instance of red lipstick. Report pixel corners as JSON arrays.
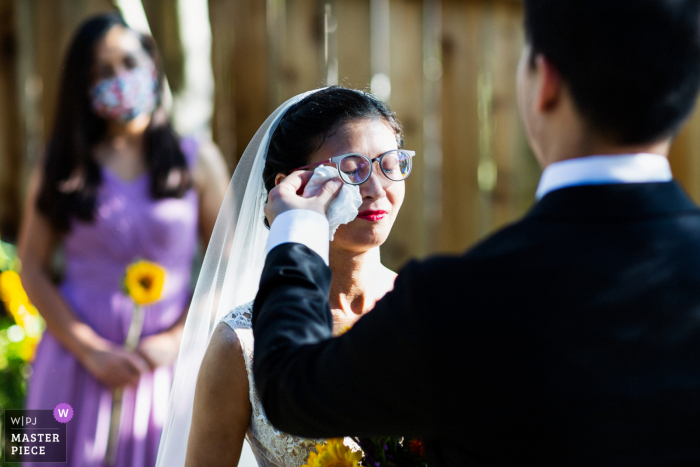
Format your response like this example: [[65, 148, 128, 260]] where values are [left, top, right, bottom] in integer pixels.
[[357, 210, 388, 221]]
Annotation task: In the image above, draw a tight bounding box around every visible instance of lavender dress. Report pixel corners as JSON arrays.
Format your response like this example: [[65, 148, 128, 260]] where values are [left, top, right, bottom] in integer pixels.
[[26, 140, 199, 467]]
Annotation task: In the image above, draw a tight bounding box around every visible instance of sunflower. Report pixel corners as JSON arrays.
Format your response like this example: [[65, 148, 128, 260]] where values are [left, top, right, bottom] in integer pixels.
[[302, 439, 362, 467], [123, 260, 166, 306]]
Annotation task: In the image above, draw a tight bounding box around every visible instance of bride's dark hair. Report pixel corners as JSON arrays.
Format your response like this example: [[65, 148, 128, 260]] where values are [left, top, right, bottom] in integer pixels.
[[263, 86, 403, 194]]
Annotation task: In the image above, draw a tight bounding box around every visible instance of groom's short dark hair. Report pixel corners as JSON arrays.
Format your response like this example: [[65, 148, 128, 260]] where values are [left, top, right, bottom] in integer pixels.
[[524, 0, 700, 145]]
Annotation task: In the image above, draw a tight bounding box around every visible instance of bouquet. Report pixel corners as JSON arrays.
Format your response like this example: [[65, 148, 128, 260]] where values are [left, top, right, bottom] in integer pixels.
[[353, 437, 427, 467], [105, 259, 166, 465], [302, 437, 427, 467], [303, 323, 428, 467]]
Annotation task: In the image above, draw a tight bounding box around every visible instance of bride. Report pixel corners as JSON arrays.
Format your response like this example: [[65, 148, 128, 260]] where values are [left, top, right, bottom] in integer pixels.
[[155, 87, 414, 466]]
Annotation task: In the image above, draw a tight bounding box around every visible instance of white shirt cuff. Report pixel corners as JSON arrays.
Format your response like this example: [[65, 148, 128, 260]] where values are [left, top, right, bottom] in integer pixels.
[[266, 210, 330, 265]]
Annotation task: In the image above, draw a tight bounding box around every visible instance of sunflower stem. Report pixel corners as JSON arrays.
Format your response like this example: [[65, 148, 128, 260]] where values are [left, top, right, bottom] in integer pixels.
[[124, 305, 145, 351], [105, 303, 145, 464]]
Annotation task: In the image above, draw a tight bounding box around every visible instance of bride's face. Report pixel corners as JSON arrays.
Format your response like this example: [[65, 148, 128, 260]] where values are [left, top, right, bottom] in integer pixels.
[[307, 118, 405, 253]]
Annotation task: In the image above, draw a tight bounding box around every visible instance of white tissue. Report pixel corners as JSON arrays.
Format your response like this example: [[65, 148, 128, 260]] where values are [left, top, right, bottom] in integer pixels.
[[303, 166, 362, 240]]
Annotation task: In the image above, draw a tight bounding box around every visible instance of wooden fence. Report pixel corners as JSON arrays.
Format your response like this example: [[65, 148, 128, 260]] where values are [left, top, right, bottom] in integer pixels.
[[1, 0, 699, 271]]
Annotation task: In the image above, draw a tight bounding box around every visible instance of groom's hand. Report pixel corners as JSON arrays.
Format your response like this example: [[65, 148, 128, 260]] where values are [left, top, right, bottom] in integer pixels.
[[265, 170, 343, 226]]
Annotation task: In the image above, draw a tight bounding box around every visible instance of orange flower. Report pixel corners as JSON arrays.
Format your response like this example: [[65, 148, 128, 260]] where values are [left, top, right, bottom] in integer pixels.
[[407, 438, 425, 458]]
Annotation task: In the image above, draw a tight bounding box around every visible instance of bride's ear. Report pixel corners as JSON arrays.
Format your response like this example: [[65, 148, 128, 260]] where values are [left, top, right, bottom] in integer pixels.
[[274, 173, 287, 186]]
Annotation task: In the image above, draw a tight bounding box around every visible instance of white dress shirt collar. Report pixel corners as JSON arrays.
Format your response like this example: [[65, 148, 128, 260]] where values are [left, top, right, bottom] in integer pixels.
[[535, 153, 673, 200]]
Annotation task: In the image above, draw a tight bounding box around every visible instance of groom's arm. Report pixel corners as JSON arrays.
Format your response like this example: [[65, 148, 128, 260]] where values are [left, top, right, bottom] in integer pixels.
[[252, 238, 437, 438]]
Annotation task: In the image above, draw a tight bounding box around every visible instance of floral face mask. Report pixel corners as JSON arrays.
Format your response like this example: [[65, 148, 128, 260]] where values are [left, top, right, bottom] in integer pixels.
[[90, 66, 157, 122]]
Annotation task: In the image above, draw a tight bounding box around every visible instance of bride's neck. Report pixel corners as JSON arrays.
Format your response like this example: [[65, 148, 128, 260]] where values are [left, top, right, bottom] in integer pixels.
[[328, 246, 386, 318]]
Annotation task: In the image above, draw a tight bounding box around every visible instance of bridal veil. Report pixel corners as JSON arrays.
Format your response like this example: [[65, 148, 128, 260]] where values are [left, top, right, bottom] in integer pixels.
[[155, 89, 321, 467]]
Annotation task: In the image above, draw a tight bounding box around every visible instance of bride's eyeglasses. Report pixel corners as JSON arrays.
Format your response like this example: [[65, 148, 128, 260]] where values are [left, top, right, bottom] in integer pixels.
[[289, 150, 416, 185]]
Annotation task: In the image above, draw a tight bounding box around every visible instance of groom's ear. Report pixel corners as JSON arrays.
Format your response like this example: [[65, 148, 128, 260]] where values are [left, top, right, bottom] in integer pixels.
[[275, 173, 287, 186], [534, 54, 564, 113]]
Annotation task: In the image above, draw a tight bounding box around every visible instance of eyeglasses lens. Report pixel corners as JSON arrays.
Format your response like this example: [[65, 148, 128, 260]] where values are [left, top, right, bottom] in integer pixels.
[[381, 150, 411, 181], [339, 155, 372, 184]]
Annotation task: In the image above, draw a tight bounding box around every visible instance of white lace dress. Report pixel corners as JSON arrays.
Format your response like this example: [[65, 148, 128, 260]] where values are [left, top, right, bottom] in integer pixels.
[[221, 302, 323, 467]]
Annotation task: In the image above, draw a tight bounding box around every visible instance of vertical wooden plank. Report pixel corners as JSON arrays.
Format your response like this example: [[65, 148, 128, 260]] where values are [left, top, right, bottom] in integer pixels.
[[669, 97, 700, 203], [370, 0, 390, 81], [0, 0, 22, 238], [208, 0, 236, 168], [421, 0, 443, 255], [231, 0, 268, 162], [380, 0, 425, 269], [267, 0, 286, 108], [142, 0, 184, 94], [209, 0, 268, 167], [319, 0, 337, 85], [335, 0, 371, 89], [475, 0, 496, 237], [440, 0, 480, 253], [281, 0, 321, 99], [33, 0, 65, 146], [13, 0, 40, 186]]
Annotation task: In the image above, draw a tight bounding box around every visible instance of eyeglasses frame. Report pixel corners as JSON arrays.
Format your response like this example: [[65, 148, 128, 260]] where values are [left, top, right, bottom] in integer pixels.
[[288, 149, 416, 185]]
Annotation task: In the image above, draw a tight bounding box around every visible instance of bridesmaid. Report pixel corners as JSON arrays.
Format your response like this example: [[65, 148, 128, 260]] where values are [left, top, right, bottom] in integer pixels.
[[17, 13, 228, 467]]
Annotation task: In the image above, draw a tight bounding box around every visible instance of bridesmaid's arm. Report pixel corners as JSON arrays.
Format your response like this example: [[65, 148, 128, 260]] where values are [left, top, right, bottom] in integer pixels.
[[186, 323, 251, 467], [18, 166, 149, 389], [193, 140, 230, 250]]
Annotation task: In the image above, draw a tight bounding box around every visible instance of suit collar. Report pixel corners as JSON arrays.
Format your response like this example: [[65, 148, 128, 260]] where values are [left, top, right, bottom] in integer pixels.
[[529, 181, 699, 220], [535, 153, 672, 200]]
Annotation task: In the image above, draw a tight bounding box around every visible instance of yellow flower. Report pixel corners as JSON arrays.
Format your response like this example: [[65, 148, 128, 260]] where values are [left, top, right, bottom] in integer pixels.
[[124, 260, 166, 306], [0, 270, 45, 361], [17, 336, 38, 362], [302, 439, 361, 467], [0, 270, 28, 305]]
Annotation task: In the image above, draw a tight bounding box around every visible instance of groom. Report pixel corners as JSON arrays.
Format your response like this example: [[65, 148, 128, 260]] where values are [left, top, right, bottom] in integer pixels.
[[252, 0, 700, 465]]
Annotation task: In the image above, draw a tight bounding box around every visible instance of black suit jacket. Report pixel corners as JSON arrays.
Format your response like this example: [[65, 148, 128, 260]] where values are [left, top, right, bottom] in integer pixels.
[[252, 181, 700, 466]]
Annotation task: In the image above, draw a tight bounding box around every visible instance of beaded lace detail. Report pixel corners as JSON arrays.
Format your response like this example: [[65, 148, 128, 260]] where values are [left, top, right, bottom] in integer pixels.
[[221, 302, 322, 467]]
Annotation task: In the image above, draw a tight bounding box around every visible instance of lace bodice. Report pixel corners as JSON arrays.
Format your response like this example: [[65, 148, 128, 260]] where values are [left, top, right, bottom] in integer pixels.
[[221, 302, 322, 467]]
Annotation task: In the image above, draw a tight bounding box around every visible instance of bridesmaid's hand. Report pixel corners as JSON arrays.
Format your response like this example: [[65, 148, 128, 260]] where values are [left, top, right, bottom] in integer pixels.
[[136, 331, 181, 370], [81, 342, 151, 389]]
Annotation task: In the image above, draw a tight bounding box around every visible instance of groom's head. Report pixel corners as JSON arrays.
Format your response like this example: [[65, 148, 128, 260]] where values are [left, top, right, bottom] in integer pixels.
[[519, 0, 700, 166]]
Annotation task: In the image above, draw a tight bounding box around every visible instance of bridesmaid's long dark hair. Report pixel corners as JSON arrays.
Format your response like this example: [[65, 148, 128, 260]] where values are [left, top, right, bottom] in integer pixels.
[[37, 12, 191, 233]]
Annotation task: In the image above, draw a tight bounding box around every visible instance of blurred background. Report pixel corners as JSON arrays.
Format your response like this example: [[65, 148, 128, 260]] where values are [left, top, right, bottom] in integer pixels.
[[2, 0, 700, 267], [2, 0, 531, 273], [1, 0, 700, 428]]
